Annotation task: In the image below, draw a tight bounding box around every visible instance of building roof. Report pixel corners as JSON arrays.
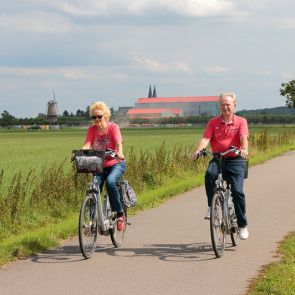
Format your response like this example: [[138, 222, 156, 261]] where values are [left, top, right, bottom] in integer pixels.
[[136, 96, 219, 104], [127, 108, 183, 115]]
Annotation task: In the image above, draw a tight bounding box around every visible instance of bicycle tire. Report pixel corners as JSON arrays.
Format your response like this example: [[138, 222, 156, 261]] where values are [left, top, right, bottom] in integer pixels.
[[79, 194, 98, 259], [230, 207, 239, 247], [210, 191, 226, 258], [110, 207, 127, 248]]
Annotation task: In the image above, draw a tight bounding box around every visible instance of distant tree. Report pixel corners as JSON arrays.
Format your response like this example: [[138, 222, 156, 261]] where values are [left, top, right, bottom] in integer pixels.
[[280, 80, 295, 108], [84, 106, 90, 119], [0, 110, 16, 127], [76, 109, 85, 117], [63, 110, 69, 116]]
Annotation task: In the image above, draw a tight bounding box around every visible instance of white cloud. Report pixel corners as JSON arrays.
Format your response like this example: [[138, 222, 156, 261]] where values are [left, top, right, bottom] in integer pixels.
[[45, 0, 243, 18], [256, 70, 272, 76], [275, 17, 295, 29], [203, 66, 229, 74], [0, 66, 127, 81], [281, 72, 294, 80], [0, 11, 72, 33], [0, 0, 248, 35], [134, 56, 192, 74]]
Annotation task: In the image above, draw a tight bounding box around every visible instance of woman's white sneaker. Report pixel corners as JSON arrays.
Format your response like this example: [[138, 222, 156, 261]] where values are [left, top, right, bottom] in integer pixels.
[[239, 227, 249, 240]]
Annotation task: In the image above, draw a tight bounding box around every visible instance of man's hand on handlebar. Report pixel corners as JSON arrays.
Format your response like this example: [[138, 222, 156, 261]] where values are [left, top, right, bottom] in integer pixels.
[[191, 150, 200, 160], [240, 148, 249, 159], [191, 149, 207, 160]]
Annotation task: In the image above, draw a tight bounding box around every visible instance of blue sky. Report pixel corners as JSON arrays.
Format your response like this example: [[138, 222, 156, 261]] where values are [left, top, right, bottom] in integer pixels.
[[0, 0, 294, 117]]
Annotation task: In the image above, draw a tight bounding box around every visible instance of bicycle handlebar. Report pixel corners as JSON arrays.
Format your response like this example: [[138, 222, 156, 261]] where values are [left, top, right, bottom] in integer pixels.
[[197, 146, 240, 159], [71, 148, 120, 161]]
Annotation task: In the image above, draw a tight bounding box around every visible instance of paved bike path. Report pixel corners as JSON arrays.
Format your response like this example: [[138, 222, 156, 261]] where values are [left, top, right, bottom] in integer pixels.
[[1, 151, 295, 295]]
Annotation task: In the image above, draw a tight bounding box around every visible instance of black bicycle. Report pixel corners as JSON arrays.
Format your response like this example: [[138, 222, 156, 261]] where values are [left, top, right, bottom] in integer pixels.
[[198, 146, 241, 258], [72, 148, 127, 259]]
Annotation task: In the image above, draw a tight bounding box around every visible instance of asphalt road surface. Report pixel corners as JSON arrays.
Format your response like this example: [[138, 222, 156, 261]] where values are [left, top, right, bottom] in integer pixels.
[[1, 151, 295, 295]]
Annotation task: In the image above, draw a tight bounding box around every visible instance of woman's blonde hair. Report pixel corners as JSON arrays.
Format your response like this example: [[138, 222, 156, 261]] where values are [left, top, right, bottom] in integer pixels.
[[219, 92, 237, 104], [89, 101, 111, 122]]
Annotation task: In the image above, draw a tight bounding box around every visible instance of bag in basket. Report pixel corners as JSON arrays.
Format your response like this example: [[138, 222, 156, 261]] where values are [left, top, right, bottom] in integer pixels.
[[75, 156, 104, 173]]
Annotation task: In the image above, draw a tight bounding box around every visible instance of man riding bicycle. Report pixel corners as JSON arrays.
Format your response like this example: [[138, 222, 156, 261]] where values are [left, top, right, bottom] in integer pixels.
[[192, 93, 249, 240]]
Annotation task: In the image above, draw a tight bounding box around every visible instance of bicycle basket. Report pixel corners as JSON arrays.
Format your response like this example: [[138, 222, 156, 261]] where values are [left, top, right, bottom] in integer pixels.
[[72, 150, 105, 173]]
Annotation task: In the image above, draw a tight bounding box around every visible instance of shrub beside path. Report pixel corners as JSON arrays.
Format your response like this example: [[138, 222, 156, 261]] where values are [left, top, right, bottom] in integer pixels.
[[0, 151, 295, 295]]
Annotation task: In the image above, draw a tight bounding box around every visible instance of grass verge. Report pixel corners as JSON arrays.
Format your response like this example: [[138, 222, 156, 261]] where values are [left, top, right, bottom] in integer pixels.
[[0, 216, 77, 267], [247, 232, 295, 295]]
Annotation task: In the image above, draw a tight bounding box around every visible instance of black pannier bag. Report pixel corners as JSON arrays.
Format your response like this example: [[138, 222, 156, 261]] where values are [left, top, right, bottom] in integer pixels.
[[119, 180, 137, 208], [72, 150, 105, 173], [244, 158, 249, 179]]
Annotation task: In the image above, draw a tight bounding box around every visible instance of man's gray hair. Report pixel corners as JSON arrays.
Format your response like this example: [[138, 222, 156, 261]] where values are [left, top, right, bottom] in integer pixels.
[[219, 92, 237, 104]]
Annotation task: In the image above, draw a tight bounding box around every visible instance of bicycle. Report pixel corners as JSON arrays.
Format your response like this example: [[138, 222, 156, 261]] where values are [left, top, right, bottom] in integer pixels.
[[197, 146, 242, 258], [72, 148, 128, 259]]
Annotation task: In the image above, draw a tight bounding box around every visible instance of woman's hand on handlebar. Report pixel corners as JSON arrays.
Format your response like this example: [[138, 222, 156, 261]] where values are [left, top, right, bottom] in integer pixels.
[[116, 151, 125, 160], [105, 148, 124, 160]]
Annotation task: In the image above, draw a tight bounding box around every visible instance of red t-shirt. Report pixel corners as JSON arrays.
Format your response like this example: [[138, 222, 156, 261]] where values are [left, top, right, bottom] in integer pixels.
[[203, 115, 248, 157], [84, 123, 122, 167]]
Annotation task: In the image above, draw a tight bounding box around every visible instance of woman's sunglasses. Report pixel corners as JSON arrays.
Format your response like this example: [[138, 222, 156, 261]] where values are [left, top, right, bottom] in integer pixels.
[[91, 115, 104, 120]]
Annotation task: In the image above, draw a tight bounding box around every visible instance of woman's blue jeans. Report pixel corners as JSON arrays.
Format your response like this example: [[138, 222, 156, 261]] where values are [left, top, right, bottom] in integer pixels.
[[205, 157, 248, 228], [96, 161, 126, 213]]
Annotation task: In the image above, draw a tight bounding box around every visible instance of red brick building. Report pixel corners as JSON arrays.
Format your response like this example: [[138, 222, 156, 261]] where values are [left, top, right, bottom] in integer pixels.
[[127, 96, 219, 119]]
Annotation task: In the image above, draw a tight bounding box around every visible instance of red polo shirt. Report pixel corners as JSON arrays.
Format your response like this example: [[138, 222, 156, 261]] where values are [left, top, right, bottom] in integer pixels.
[[203, 115, 248, 156]]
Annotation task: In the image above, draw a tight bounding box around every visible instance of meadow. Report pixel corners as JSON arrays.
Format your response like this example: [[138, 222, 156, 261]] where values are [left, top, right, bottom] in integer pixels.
[[0, 125, 292, 182], [0, 127, 201, 182]]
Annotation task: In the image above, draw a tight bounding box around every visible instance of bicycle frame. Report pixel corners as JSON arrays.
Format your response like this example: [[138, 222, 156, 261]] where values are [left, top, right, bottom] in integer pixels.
[[90, 175, 113, 233], [213, 158, 234, 233]]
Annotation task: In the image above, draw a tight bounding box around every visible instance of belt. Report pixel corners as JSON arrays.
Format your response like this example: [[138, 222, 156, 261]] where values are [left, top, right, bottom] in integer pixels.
[[223, 155, 243, 160]]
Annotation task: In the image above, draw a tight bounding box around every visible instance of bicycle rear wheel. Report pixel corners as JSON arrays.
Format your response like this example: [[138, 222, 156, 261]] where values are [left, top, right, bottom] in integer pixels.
[[110, 207, 127, 247], [210, 191, 226, 258], [79, 194, 97, 259]]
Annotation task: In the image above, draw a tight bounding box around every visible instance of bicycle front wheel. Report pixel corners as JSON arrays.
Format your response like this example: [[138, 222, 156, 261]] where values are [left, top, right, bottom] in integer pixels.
[[210, 191, 226, 258], [79, 194, 97, 259], [110, 208, 127, 248], [230, 207, 239, 247]]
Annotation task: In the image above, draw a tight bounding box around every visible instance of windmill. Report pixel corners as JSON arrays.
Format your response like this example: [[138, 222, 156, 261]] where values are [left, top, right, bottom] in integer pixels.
[[46, 91, 59, 124]]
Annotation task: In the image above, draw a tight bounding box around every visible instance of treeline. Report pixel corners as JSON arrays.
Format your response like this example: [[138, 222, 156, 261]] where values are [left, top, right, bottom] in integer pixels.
[[130, 114, 295, 125], [2, 110, 295, 128], [0, 107, 116, 127], [0, 111, 49, 127]]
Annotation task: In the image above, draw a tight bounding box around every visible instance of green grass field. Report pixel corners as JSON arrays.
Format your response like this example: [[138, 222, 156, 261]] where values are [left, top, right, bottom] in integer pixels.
[[0, 127, 202, 183], [0, 125, 293, 182]]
